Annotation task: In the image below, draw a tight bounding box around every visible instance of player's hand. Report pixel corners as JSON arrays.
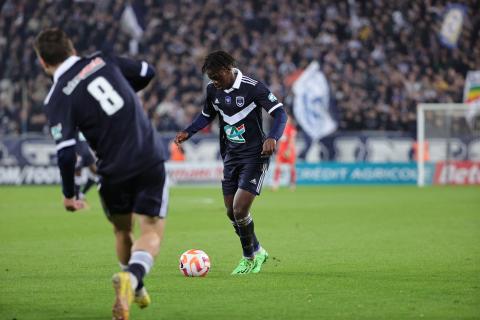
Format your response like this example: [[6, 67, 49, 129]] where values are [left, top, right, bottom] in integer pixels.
[[63, 197, 86, 212], [261, 138, 277, 157], [174, 131, 189, 146]]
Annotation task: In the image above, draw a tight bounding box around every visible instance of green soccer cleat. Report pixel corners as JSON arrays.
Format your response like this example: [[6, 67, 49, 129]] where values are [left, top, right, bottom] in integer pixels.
[[251, 248, 269, 273], [231, 257, 255, 275], [134, 287, 151, 309]]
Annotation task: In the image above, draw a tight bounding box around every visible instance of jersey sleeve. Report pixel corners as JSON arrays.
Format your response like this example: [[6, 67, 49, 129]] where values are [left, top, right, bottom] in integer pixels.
[[253, 82, 283, 114], [201, 84, 217, 118], [45, 95, 78, 198], [45, 95, 77, 151], [113, 56, 155, 92]]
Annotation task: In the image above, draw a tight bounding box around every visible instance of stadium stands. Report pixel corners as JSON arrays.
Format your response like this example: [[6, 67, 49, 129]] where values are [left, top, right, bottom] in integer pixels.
[[0, 0, 478, 135]]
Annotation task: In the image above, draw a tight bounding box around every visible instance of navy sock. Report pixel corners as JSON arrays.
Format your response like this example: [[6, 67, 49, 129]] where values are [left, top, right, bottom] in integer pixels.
[[81, 178, 96, 194], [235, 214, 256, 258], [127, 263, 146, 289], [74, 183, 81, 200], [232, 218, 260, 253]]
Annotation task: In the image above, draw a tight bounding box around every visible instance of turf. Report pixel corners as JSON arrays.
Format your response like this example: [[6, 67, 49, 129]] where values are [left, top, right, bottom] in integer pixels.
[[0, 185, 479, 320]]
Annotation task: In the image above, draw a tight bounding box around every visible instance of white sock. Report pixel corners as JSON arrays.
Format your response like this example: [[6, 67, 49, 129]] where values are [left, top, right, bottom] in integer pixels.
[[129, 251, 154, 274], [128, 272, 138, 290], [119, 262, 128, 271]]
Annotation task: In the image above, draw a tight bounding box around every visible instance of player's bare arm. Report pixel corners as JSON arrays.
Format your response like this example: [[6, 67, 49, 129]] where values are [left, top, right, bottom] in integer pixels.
[[261, 138, 277, 156], [174, 131, 189, 146], [63, 197, 86, 212]]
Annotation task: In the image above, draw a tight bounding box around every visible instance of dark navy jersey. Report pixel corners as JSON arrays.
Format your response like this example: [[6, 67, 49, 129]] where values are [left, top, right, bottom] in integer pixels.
[[202, 68, 283, 164], [44, 53, 165, 183]]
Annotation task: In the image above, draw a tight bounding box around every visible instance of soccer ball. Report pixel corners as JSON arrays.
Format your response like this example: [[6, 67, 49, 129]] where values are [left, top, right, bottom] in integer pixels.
[[179, 249, 211, 277]]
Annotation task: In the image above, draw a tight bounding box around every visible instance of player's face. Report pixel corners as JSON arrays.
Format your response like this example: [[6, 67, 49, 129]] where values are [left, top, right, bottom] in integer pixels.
[[207, 68, 234, 90]]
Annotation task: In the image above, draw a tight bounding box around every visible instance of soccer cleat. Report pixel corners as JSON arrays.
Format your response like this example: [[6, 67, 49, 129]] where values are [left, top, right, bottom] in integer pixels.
[[134, 287, 151, 309], [112, 272, 134, 320], [231, 257, 255, 275], [251, 248, 269, 273]]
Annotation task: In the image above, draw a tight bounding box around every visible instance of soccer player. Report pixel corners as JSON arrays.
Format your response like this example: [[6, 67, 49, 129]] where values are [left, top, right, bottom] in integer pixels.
[[272, 115, 297, 191], [34, 28, 168, 320], [174, 51, 287, 274]]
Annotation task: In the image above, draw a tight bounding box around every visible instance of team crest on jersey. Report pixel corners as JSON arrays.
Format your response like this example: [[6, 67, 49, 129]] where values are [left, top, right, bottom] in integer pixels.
[[224, 124, 246, 143], [50, 123, 63, 140], [236, 96, 245, 107], [225, 96, 232, 104], [268, 92, 278, 102]]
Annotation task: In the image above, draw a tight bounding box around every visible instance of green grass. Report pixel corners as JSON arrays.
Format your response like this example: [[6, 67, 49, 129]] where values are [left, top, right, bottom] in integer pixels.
[[0, 185, 479, 320]]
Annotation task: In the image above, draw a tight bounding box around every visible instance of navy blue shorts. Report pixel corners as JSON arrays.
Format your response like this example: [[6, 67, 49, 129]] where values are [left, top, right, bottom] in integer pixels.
[[98, 162, 169, 218], [222, 160, 269, 196]]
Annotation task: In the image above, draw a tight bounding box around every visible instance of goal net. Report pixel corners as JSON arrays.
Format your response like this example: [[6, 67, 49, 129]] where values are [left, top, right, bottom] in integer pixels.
[[416, 103, 480, 186]]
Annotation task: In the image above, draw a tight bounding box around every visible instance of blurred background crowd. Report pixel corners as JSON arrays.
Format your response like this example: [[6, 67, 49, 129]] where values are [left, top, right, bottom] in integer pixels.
[[0, 0, 479, 137]]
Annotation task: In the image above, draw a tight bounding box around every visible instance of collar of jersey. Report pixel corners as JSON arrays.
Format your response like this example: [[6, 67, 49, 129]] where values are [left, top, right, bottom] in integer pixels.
[[223, 68, 242, 93], [53, 55, 81, 83]]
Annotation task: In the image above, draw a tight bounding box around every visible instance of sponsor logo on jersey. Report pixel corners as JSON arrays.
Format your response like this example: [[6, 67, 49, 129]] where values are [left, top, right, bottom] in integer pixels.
[[225, 96, 232, 104], [224, 124, 246, 143], [236, 96, 245, 107], [50, 123, 63, 140], [268, 92, 277, 102], [63, 57, 106, 95]]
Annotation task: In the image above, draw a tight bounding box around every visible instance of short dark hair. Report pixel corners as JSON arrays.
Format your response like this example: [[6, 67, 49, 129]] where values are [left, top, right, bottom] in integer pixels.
[[201, 50, 236, 74], [34, 28, 75, 66]]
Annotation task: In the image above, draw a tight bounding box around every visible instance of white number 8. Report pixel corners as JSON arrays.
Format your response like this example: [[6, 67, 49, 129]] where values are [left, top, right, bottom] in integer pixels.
[[87, 76, 124, 115]]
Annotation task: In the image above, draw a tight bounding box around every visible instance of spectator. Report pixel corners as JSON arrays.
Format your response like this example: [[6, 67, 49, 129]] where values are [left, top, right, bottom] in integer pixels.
[[0, 0, 479, 135]]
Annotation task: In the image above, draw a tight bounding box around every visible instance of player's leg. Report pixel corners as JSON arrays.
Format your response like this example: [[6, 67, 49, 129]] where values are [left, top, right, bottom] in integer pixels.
[[109, 214, 135, 320], [110, 214, 160, 314], [231, 161, 269, 274], [110, 214, 135, 266], [127, 214, 165, 308], [272, 158, 282, 191], [123, 162, 168, 310], [224, 192, 261, 262], [224, 194, 238, 234], [289, 161, 296, 191], [98, 177, 149, 320], [232, 188, 257, 257]]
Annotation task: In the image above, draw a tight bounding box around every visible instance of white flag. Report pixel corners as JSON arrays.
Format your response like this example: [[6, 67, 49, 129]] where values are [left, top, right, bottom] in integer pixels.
[[293, 61, 337, 140], [464, 70, 480, 127], [120, 5, 144, 55], [438, 4, 466, 48]]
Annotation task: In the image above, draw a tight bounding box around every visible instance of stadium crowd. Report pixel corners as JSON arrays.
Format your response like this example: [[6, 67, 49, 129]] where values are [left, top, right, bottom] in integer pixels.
[[0, 0, 479, 136]]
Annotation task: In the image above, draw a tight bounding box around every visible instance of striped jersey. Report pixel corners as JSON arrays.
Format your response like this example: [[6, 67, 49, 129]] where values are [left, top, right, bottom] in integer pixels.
[[202, 68, 283, 163]]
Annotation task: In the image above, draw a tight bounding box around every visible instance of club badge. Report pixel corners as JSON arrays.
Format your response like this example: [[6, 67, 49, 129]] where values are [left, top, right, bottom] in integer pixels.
[[236, 96, 245, 107]]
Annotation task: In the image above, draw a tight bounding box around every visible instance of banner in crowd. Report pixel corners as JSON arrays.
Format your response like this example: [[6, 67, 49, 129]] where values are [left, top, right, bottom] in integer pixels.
[[292, 61, 337, 140], [464, 70, 480, 126], [438, 4, 466, 48]]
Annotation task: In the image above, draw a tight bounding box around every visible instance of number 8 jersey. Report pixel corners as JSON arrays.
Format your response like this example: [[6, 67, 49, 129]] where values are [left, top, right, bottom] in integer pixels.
[[44, 52, 166, 183]]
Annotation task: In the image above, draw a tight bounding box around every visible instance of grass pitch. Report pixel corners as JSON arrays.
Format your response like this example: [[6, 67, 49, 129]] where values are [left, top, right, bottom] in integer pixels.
[[0, 185, 479, 320]]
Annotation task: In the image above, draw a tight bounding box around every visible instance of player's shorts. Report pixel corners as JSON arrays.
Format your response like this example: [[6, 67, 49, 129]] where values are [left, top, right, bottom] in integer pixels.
[[222, 160, 269, 196], [98, 162, 169, 218]]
